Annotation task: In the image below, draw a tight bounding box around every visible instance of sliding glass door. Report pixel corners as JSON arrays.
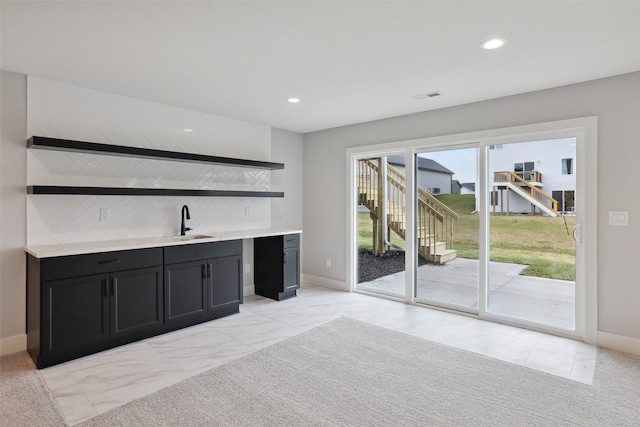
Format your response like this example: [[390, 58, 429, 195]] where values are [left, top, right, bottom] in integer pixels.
[[486, 138, 577, 330], [349, 119, 593, 339], [413, 147, 479, 312], [356, 155, 407, 298]]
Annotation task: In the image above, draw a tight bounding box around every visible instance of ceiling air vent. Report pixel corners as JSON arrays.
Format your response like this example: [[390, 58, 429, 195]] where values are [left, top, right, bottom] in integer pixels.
[[412, 91, 441, 100]]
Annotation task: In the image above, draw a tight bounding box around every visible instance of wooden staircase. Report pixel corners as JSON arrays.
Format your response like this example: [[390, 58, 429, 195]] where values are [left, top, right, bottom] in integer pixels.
[[358, 159, 459, 264], [493, 171, 558, 217]]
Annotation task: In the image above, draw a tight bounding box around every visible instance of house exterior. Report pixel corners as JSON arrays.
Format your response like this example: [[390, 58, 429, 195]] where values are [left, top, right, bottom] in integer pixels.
[[452, 180, 476, 195], [488, 138, 577, 215], [387, 155, 454, 195], [460, 183, 476, 195]]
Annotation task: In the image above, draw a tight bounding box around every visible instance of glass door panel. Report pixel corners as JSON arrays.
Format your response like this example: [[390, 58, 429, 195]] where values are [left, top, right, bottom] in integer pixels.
[[356, 155, 407, 298], [414, 148, 479, 310], [487, 138, 576, 330]]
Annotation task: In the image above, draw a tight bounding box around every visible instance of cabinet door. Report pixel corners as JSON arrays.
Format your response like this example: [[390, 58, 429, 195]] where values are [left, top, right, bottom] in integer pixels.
[[208, 255, 242, 319], [164, 260, 207, 327], [283, 246, 300, 291], [110, 266, 163, 339], [42, 274, 109, 356]]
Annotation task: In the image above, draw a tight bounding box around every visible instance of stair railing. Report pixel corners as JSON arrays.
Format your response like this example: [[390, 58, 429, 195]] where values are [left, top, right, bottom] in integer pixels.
[[493, 171, 558, 214], [358, 159, 459, 261]]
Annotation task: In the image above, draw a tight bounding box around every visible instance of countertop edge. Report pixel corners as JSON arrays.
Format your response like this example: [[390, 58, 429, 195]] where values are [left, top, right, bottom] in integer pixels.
[[25, 229, 302, 258]]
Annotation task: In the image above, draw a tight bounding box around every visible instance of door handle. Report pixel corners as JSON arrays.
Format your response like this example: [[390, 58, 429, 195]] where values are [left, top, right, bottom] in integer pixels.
[[98, 259, 121, 265], [573, 224, 582, 245]]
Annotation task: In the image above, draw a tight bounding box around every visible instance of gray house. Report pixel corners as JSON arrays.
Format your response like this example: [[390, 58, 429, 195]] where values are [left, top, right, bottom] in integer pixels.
[[387, 155, 454, 194]]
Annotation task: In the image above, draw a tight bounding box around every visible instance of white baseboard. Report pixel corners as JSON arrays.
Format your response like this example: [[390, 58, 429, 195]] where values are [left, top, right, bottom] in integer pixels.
[[0, 334, 27, 356], [597, 331, 640, 356], [302, 274, 348, 291], [243, 284, 255, 297]]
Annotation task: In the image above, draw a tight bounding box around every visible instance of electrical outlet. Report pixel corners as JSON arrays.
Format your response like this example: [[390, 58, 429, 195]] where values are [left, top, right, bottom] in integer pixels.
[[245, 207, 251, 216], [99, 208, 110, 223], [244, 263, 251, 274], [325, 258, 332, 268]]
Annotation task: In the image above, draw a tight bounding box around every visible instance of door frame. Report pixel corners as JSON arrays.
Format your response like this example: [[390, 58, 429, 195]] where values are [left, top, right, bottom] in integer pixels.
[[347, 117, 597, 344]]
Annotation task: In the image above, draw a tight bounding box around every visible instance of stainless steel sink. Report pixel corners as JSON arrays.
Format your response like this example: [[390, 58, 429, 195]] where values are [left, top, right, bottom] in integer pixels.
[[172, 234, 214, 241]]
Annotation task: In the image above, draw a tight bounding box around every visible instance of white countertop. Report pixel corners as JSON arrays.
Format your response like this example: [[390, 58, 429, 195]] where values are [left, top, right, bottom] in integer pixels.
[[25, 228, 302, 258]]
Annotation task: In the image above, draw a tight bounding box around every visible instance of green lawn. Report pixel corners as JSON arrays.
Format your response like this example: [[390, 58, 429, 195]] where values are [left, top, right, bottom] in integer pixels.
[[358, 194, 576, 281]]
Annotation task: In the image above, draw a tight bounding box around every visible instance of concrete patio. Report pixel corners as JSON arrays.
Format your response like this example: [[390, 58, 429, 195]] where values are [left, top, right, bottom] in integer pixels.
[[357, 257, 576, 330]]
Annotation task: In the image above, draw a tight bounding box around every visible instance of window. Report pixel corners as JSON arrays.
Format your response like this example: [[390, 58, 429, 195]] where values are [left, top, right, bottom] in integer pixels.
[[490, 191, 499, 206], [562, 158, 573, 175], [489, 144, 503, 150], [514, 161, 534, 173]]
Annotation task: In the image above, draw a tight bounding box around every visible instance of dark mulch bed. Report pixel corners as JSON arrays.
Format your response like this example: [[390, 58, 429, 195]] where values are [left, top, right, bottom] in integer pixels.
[[358, 249, 429, 283]]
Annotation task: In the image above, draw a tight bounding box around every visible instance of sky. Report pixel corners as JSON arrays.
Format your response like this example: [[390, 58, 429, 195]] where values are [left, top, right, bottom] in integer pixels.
[[418, 138, 576, 184], [419, 148, 478, 183]]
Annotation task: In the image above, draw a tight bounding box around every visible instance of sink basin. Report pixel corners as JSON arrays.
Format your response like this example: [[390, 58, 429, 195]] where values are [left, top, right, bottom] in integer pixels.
[[172, 234, 214, 241]]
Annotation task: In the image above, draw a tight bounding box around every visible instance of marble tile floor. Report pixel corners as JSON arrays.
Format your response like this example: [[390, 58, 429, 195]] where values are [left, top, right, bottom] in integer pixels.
[[40, 283, 596, 425]]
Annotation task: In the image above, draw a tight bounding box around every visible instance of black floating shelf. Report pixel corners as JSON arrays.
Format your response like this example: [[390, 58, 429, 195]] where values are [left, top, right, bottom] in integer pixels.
[[28, 186, 284, 198], [28, 136, 284, 170]]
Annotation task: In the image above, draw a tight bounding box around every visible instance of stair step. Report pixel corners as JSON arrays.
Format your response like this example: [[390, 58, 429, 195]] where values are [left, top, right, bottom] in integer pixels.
[[434, 249, 457, 264]]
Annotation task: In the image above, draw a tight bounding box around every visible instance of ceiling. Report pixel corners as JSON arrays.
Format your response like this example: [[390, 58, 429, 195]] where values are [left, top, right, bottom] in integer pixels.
[[2, 1, 639, 134]]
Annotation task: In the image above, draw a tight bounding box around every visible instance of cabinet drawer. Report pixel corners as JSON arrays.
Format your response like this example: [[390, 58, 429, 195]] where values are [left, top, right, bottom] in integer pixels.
[[283, 234, 300, 248], [164, 240, 242, 264], [41, 248, 162, 281]]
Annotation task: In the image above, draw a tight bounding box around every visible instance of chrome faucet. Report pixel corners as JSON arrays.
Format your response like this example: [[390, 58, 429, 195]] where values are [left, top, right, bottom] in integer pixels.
[[180, 205, 192, 236]]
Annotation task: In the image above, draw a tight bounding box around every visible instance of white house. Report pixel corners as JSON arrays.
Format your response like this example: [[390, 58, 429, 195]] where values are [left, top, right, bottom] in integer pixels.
[[488, 138, 577, 215]]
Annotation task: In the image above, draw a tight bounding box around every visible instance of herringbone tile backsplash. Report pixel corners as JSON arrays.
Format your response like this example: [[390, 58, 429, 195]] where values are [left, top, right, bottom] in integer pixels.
[[27, 77, 274, 245]]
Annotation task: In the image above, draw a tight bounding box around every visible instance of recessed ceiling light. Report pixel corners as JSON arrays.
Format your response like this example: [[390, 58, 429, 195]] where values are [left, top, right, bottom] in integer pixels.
[[481, 38, 507, 50], [287, 97, 301, 103]]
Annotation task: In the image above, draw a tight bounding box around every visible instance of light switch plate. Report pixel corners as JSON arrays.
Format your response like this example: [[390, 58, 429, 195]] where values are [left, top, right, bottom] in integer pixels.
[[608, 211, 628, 226]]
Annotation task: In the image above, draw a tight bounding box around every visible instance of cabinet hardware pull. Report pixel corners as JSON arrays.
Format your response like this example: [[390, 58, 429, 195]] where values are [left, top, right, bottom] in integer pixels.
[[98, 259, 121, 265], [207, 264, 211, 277], [283, 252, 287, 263]]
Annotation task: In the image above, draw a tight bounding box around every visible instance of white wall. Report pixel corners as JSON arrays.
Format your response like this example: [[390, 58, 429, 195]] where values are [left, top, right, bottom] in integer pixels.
[[270, 128, 303, 230], [0, 71, 27, 354], [0, 74, 304, 353], [26, 77, 272, 245], [304, 72, 640, 342]]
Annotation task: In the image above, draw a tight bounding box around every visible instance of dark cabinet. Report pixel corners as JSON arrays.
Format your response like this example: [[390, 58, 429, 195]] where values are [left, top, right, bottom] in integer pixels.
[[43, 274, 109, 357], [164, 260, 208, 327], [26, 234, 288, 369], [110, 267, 164, 339], [209, 254, 243, 317], [164, 240, 242, 330], [28, 248, 163, 368], [255, 234, 300, 301]]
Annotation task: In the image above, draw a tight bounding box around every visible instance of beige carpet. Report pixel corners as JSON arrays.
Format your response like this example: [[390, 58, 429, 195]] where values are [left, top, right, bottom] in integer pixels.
[[3, 318, 639, 426], [0, 351, 64, 426], [77, 317, 639, 426]]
